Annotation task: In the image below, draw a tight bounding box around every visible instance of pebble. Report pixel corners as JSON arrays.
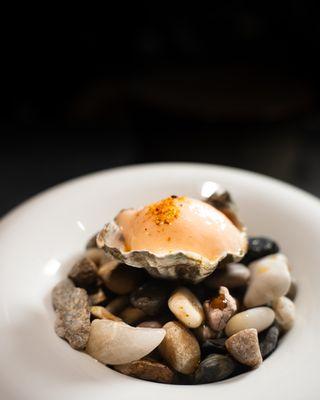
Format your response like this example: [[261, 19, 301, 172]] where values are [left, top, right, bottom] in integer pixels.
[[68, 257, 98, 288], [259, 325, 280, 359], [88, 288, 107, 306], [86, 319, 166, 365], [194, 354, 236, 384], [84, 248, 109, 266], [86, 232, 98, 249], [102, 264, 145, 295], [225, 328, 262, 368], [242, 237, 280, 264], [204, 263, 250, 289], [90, 306, 122, 321], [272, 296, 296, 331], [114, 358, 175, 384], [168, 287, 204, 328], [204, 286, 237, 332], [193, 324, 216, 342], [225, 307, 275, 337], [286, 278, 298, 301], [52, 279, 90, 350], [244, 253, 291, 308], [201, 338, 227, 357], [137, 321, 162, 329], [105, 295, 130, 314], [158, 321, 201, 374], [119, 306, 147, 325], [130, 281, 170, 316]]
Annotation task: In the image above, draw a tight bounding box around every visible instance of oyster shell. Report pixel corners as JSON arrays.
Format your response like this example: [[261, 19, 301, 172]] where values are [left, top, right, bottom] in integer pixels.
[[97, 191, 247, 283]]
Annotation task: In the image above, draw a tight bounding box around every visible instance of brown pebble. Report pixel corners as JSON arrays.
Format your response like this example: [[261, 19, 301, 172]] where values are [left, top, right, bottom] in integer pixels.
[[91, 306, 122, 321], [120, 306, 147, 325], [106, 295, 130, 314], [158, 321, 200, 375], [85, 248, 109, 266], [193, 324, 216, 342], [88, 288, 107, 306], [52, 279, 90, 350], [225, 328, 262, 368], [137, 321, 162, 329], [86, 233, 98, 249], [114, 358, 174, 383], [102, 264, 144, 295], [68, 257, 98, 288]]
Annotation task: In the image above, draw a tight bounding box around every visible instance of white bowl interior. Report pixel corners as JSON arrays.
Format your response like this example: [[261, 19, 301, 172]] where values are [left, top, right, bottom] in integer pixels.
[[0, 163, 319, 400]]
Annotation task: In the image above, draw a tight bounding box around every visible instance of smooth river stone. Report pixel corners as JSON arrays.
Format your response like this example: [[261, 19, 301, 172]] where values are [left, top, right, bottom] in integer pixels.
[[130, 280, 170, 316], [168, 287, 204, 328], [204, 263, 250, 289], [225, 328, 262, 368], [194, 354, 236, 384], [259, 325, 280, 359], [90, 306, 121, 321], [272, 296, 296, 331], [158, 321, 201, 374], [225, 307, 275, 337], [244, 253, 291, 308], [86, 319, 165, 365], [114, 358, 175, 384]]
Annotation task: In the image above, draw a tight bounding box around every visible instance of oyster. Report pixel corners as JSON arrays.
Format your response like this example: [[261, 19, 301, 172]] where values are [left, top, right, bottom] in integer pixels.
[[97, 191, 247, 283]]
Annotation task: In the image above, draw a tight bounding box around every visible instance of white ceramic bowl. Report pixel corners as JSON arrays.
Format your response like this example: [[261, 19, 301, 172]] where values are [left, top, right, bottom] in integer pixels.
[[0, 163, 319, 400]]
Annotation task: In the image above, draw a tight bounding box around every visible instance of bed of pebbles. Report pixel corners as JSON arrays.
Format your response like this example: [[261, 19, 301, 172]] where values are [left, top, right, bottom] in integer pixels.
[[52, 236, 297, 385]]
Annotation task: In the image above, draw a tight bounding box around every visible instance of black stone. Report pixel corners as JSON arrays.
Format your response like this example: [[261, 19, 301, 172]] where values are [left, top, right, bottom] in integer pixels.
[[242, 237, 280, 265], [201, 338, 227, 357], [259, 325, 280, 359], [130, 280, 171, 316], [194, 354, 236, 384]]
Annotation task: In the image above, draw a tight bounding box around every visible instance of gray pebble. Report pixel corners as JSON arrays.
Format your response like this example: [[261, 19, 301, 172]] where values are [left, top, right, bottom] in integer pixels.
[[130, 281, 169, 316], [52, 279, 90, 350], [201, 338, 227, 357], [194, 354, 236, 384], [259, 325, 280, 359], [68, 257, 98, 288]]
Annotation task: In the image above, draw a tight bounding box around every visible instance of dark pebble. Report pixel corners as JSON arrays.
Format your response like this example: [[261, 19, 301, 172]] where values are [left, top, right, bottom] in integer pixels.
[[86, 233, 98, 249], [130, 280, 171, 316], [68, 257, 98, 288], [259, 325, 280, 359], [242, 237, 280, 265], [202, 338, 227, 357], [194, 354, 236, 384]]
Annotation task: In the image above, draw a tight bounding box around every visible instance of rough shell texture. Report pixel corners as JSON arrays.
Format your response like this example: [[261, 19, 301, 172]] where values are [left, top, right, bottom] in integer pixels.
[[114, 359, 175, 384], [158, 321, 201, 374], [225, 328, 262, 368], [97, 191, 247, 283], [86, 319, 165, 365], [52, 279, 90, 350]]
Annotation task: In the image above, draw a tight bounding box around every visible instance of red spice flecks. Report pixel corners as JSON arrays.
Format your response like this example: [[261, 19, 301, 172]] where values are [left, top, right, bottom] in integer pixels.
[[147, 196, 185, 225]]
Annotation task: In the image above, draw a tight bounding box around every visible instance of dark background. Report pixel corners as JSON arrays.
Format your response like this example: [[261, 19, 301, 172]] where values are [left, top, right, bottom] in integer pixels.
[[2, 4, 320, 217]]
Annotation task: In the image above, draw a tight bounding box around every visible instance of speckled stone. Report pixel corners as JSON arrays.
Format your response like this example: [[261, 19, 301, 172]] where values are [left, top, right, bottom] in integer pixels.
[[194, 354, 236, 384], [114, 358, 175, 383], [68, 257, 98, 288], [158, 321, 200, 375], [204, 286, 237, 332], [52, 279, 90, 350], [225, 328, 262, 368]]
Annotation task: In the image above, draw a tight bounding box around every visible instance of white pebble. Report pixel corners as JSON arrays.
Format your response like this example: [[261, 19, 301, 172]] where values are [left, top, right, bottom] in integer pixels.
[[244, 253, 291, 308], [86, 319, 165, 365], [272, 296, 295, 331], [168, 287, 204, 328], [225, 307, 275, 337]]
